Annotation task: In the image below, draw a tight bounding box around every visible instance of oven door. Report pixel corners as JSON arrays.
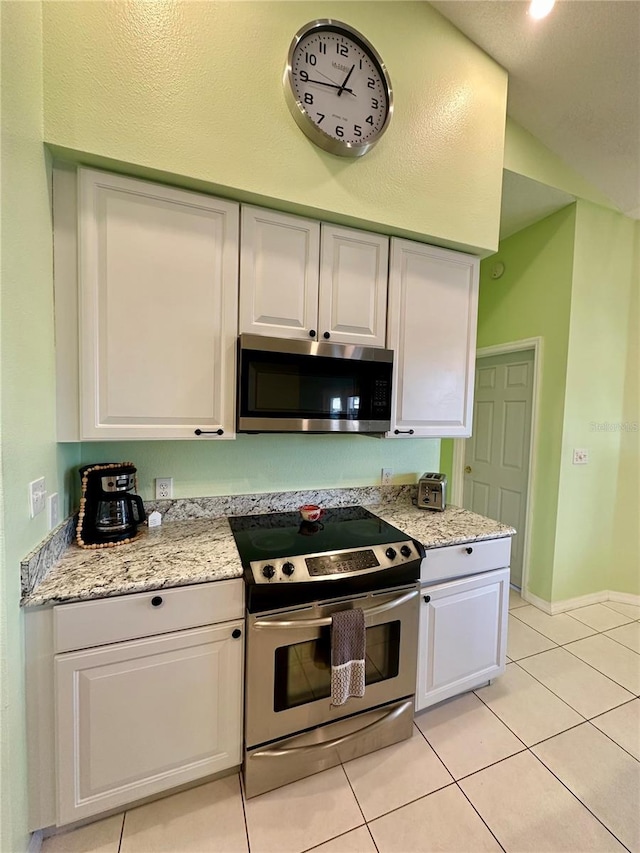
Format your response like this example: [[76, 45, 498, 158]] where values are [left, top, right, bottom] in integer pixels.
[[245, 584, 419, 748]]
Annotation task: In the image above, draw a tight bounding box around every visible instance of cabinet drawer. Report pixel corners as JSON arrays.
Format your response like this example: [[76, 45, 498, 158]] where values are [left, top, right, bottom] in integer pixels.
[[54, 579, 244, 653], [420, 537, 511, 585]]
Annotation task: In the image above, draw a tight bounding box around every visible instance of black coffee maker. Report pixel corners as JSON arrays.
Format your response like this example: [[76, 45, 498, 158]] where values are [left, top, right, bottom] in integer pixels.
[[77, 463, 146, 547]]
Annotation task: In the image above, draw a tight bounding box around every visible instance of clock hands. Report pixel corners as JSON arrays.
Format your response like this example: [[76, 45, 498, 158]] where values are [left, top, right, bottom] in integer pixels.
[[337, 64, 355, 97], [303, 76, 356, 96]]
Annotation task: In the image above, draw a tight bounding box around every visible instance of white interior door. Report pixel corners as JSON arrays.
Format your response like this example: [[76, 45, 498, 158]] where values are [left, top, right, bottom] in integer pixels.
[[463, 350, 534, 588]]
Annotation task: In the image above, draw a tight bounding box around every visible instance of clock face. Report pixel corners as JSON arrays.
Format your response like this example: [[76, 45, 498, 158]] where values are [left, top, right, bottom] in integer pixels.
[[284, 20, 393, 157]]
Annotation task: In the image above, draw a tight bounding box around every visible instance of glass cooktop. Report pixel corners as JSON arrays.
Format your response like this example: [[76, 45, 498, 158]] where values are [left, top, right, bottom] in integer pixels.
[[229, 505, 410, 565]]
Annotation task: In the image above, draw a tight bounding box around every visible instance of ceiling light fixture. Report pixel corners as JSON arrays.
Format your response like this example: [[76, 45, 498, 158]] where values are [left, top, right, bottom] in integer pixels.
[[529, 0, 556, 19]]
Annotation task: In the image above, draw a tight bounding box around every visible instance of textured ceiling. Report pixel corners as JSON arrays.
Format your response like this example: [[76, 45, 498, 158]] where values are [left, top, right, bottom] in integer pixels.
[[430, 0, 640, 219]]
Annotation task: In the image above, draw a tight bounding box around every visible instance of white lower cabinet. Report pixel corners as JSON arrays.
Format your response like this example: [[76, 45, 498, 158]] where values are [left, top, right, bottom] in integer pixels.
[[47, 578, 246, 827], [415, 567, 509, 711], [55, 621, 243, 825]]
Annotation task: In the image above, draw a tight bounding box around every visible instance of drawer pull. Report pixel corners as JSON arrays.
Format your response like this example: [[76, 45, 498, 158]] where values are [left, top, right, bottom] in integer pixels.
[[151, 596, 163, 607], [394, 429, 415, 435], [465, 547, 473, 554], [194, 429, 224, 436], [309, 330, 317, 338], [323, 332, 331, 339], [423, 595, 431, 603], [232, 628, 242, 639]]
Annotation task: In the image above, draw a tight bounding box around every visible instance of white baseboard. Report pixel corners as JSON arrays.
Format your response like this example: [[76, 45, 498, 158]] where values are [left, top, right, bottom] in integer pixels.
[[608, 591, 640, 606], [523, 588, 640, 615], [27, 830, 43, 853]]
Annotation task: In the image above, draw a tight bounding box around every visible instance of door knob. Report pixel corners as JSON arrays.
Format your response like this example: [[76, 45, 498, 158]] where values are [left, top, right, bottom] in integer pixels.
[[464, 466, 472, 474]]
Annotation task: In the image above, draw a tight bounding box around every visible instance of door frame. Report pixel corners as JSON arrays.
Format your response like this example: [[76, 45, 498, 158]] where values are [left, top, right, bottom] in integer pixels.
[[451, 337, 543, 597]]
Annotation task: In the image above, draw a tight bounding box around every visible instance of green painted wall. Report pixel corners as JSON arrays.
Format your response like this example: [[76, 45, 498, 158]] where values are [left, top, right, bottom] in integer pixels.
[[78, 436, 440, 503], [0, 4, 80, 851], [552, 203, 639, 600], [42, 1, 507, 255], [470, 207, 577, 600], [504, 118, 617, 210], [612, 220, 640, 595]]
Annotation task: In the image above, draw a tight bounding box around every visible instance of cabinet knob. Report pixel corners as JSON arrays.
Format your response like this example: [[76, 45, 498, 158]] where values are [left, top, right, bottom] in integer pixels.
[[465, 547, 473, 555], [194, 429, 224, 436], [323, 332, 331, 340], [394, 429, 415, 435], [423, 595, 431, 603], [151, 595, 163, 607], [465, 465, 472, 474], [232, 628, 242, 639], [309, 330, 317, 338]]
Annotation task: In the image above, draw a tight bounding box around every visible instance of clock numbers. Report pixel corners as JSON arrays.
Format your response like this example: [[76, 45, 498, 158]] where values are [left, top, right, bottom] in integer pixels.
[[304, 93, 313, 105], [371, 98, 379, 110], [317, 113, 325, 124], [336, 125, 344, 137], [305, 52, 316, 65], [337, 43, 349, 57], [366, 115, 374, 125], [319, 42, 327, 54]]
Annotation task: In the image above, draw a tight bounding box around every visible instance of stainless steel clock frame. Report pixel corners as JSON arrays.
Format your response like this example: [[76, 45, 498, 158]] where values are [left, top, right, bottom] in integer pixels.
[[283, 19, 394, 158]]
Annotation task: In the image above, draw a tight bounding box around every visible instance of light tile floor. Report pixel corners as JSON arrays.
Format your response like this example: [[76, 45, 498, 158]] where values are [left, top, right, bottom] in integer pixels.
[[43, 595, 640, 853]]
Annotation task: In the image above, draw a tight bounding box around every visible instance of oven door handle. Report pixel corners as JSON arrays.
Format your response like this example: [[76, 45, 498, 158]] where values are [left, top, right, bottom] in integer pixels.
[[250, 699, 413, 759], [252, 588, 418, 629]]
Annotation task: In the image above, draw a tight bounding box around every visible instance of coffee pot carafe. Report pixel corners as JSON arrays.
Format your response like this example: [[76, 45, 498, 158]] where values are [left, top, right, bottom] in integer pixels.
[[77, 463, 146, 548]]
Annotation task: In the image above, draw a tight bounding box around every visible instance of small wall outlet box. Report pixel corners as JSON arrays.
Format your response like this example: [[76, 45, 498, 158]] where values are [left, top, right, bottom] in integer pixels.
[[28, 477, 46, 518], [381, 468, 393, 486], [155, 478, 173, 499], [573, 448, 589, 465], [48, 492, 59, 529], [148, 510, 162, 529]]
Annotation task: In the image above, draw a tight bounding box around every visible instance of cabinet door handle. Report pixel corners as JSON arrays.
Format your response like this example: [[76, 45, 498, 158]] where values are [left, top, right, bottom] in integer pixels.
[[323, 332, 331, 339], [232, 628, 242, 639], [423, 594, 431, 603], [394, 429, 415, 435], [151, 596, 163, 607], [194, 429, 224, 436], [309, 330, 317, 338], [465, 547, 473, 554]]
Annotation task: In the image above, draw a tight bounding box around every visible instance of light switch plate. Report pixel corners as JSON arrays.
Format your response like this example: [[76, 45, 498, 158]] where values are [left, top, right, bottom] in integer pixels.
[[573, 448, 589, 464]]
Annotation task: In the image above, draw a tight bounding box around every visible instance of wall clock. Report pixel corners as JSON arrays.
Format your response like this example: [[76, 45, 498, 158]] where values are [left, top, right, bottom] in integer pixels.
[[283, 19, 393, 158]]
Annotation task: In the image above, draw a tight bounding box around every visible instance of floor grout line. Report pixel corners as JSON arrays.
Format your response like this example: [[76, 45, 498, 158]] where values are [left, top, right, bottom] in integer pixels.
[[560, 639, 640, 695], [455, 779, 507, 852], [238, 770, 252, 852], [585, 717, 640, 764], [117, 812, 126, 853], [527, 748, 634, 853]]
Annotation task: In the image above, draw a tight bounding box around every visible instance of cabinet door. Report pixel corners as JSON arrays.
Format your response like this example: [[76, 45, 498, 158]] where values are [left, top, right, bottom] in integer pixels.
[[318, 225, 388, 346], [239, 205, 320, 340], [416, 568, 509, 711], [55, 622, 244, 824], [79, 169, 239, 440], [387, 239, 479, 438]]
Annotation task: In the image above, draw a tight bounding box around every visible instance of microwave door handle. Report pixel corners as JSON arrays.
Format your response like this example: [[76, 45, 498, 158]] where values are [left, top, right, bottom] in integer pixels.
[[252, 588, 418, 630], [250, 699, 413, 759]]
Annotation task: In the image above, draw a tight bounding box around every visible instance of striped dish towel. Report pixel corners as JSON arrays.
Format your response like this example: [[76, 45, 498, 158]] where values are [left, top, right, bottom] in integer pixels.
[[331, 608, 366, 706]]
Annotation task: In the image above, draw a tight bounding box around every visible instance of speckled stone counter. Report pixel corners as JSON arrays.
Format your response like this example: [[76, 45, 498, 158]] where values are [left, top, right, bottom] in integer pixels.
[[21, 488, 515, 608], [369, 503, 515, 549], [22, 518, 241, 608]]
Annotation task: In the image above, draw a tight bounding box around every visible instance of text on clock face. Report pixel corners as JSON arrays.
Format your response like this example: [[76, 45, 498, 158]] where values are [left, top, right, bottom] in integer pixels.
[[291, 32, 388, 145]]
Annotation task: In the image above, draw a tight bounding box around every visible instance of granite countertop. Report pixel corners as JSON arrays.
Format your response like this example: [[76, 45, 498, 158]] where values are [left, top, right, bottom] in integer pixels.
[[22, 518, 242, 608], [370, 503, 516, 549], [22, 496, 515, 608]]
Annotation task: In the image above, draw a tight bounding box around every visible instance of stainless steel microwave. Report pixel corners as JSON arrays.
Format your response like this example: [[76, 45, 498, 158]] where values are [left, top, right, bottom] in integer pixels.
[[237, 334, 393, 433]]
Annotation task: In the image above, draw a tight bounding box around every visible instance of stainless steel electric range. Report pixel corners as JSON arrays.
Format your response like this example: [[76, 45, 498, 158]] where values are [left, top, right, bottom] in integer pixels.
[[229, 506, 424, 798]]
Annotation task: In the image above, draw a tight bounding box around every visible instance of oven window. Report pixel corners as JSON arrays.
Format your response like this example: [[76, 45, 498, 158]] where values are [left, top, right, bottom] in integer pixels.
[[273, 621, 401, 711]]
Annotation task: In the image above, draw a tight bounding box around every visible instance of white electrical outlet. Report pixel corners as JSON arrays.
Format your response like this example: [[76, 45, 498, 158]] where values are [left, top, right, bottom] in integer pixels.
[[573, 448, 589, 465], [155, 477, 173, 499], [28, 477, 46, 518], [381, 468, 393, 486], [48, 492, 59, 529]]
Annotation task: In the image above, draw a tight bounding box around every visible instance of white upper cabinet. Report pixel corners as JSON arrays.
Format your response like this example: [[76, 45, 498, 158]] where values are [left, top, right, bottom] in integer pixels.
[[75, 168, 239, 440], [386, 239, 479, 438], [240, 207, 388, 346], [239, 206, 320, 340], [318, 225, 388, 347]]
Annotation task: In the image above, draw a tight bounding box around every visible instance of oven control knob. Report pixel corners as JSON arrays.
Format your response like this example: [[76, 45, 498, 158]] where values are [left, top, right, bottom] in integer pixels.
[[400, 545, 412, 558], [262, 564, 276, 580], [385, 547, 397, 560], [282, 562, 295, 577]]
